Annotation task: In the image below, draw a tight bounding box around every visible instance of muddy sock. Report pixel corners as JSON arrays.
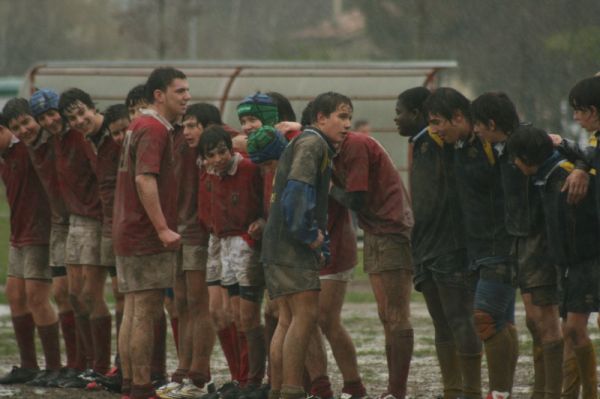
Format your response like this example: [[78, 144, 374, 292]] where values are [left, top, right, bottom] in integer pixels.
[[171, 368, 188, 384], [90, 315, 112, 374], [342, 379, 367, 397], [76, 315, 94, 369], [170, 317, 179, 353], [387, 328, 413, 399], [543, 339, 564, 399], [130, 383, 155, 399], [507, 323, 519, 391], [484, 327, 513, 392], [238, 329, 249, 386], [281, 385, 305, 399], [246, 326, 266, 386], [435, 341, 462, 399], [302, 368, 312, 393], [151, 311, 167, 379], [37, 322, 62, 370], [574, 342, 597, 399], [114, 311, 123, 368], [218, 324, 240, 381], [310, 375, 334, 399], [74, 320, 87, 370], [561, 355, 580, 399], [457, 352, 482, 399], [122, 378, 132, 395], [59, 311, 77, 369], [531, 341, 545, 399], [12, 314, 38, 369], [189, 370, 208, 388]]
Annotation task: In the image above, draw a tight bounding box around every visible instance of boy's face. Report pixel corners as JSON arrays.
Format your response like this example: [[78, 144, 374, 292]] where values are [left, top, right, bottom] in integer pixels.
[[36, 109, 63, 136], [182, 116, 203, 148], [573, 107, 600, 133], [473, 120, 506, 144], [513, 157, 538, 176], [203, 141, 233, 175], [317, 103, 353, 144], [108, 117, 130, 146], [240, 115, 263, 135], [129, 100, 148, 120], [0, 125, 14, 152], [159, 78, 191, 122], [8, 114, 41, 145], [428, 111, 470, 144], [63, 100, 99, 136], [395, 100, 419, 137]]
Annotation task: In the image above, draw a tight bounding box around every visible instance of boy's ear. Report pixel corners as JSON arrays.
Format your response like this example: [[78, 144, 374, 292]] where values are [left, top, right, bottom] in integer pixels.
[[488, 119, 496, 131]]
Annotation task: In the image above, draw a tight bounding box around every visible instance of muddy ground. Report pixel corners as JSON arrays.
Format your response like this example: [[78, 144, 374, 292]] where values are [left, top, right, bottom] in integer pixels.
[[0, 280, 592, 398]]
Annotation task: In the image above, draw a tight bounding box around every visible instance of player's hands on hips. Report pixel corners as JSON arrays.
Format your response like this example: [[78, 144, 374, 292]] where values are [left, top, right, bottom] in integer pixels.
[[159, 228, 181, 250], [562, 168, 589, 204], [309, 229, 324, 250]]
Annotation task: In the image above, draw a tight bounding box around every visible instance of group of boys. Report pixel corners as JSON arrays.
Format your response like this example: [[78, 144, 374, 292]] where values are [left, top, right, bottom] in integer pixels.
[[1, 65, 599, 399], [396, 74, 600, 399], [0, 66, 413, 399]]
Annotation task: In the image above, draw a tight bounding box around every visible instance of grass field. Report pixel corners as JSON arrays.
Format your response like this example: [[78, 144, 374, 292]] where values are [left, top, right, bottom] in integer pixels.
[[1, 191, 600, 398]]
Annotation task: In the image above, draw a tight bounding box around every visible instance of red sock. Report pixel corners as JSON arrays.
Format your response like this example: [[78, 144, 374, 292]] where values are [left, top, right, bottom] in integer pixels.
[[151, 312, 167, 378], [59, 311, 77, 369], [310, 375, 333, 399], [342, 380, 367, 397], [217, 323, 240, 381], [237, 329, 249, 386], [170, 317, 179, 353], [12, 314, 38, 369]]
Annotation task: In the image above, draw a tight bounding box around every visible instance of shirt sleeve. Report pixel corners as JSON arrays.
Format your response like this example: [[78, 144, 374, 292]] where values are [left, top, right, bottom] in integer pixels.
[[338, 140, 369, 193], [281, 179, 318, 244], [135, 126, 167, 176]]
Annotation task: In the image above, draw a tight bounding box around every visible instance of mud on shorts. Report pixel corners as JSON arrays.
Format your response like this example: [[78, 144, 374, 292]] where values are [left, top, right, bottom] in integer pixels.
[[65, 214, 102, 266], [218, 235, 263, 288], [513, 234, 560, 306], [264, 263, 320, 299], [206, 234, 222, 286], [363, 232, 413, 274], [49, 223, 68, 277], [8, 245, 51, 280], [559, 258, 600, 317], [116, 251, 176, 293], [320, 267, 355, 282], [413, 249, 475, 292]]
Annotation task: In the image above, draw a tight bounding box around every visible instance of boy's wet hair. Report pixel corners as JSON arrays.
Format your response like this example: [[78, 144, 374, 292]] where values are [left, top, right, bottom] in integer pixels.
[[397, 87, 431, 114], [0, 113, 9, 127], [184, 103, 223, 128], [59, 88, 95, 115], [2, 98, 32, 122], [310, 92, 353, 124], [569, 76, 600, 112], [424, 87, 471, 122], [471, 92, 520, 134], [126, 84, 147, 108], [145, 67, 187, 104], [198, 125, 232, 158], [300, 101, 314, 128], [104, 104, 129, 126], [507, 125, 553, 167], [266, 91, 296, 122]]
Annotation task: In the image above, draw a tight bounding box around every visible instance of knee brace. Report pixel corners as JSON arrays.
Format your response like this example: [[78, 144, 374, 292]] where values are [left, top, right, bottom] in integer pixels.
[[239, 285, 264, 303], [474, 278, 515, 340], [474, 309, 497, 341]]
